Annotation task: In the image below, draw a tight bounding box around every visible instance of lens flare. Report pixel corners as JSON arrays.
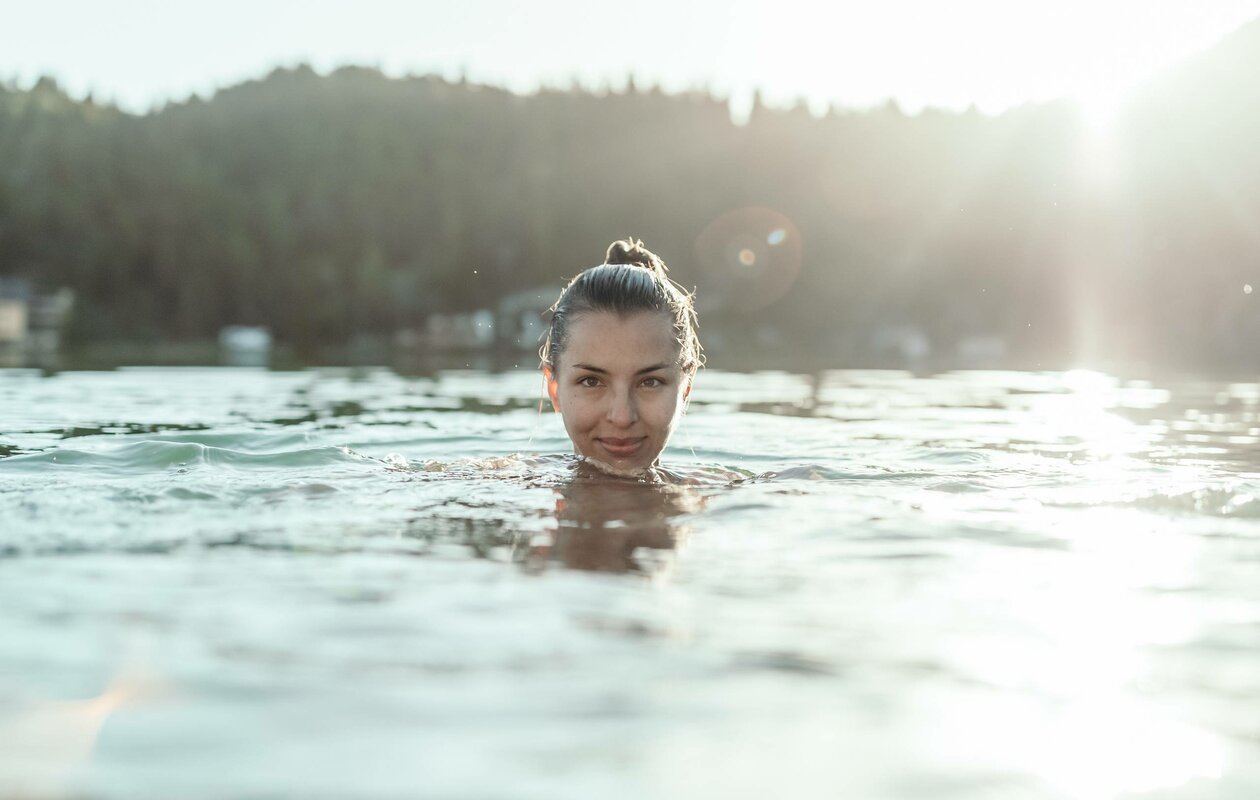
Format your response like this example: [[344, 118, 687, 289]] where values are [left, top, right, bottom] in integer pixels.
[[695, 207, 803, 312]]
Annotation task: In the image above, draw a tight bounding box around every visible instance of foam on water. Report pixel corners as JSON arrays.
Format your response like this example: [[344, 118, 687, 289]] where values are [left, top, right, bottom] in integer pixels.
[[2, 367, 1259, 799]]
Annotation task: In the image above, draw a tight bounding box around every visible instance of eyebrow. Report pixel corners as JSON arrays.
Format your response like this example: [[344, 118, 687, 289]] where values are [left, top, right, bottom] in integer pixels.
[[571, 362, 672, 376]]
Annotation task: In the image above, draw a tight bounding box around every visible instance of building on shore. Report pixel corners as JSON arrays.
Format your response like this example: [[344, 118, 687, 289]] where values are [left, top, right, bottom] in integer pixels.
[[0, 278, 75, 367]]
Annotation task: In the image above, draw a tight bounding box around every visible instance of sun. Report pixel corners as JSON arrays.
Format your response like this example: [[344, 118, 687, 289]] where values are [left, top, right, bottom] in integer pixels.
[[1076, 80, 1131, 136]]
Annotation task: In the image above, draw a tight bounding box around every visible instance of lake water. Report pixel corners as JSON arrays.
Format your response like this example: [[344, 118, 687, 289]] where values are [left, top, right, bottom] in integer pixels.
[[2, 366, 1259, 799]]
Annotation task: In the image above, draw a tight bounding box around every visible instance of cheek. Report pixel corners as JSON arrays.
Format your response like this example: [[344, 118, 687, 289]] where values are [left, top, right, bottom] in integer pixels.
[[558, 389, 597, 429], [648, 392, 685, 429]]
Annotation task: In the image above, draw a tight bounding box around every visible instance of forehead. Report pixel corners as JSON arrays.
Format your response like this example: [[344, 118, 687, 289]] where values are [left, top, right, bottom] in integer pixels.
[[560, 310, 680, 370]]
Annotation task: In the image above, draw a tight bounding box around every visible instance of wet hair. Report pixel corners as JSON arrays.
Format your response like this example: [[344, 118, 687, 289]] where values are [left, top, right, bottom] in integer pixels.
[[542, 238, 703, 373]]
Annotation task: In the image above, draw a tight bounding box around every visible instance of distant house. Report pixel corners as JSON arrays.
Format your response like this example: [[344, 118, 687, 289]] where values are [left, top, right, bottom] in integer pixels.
[[424, 309, 496, 350], [0, 278, 32, 346], [219, 326, 273, 367], [417, 289, 553, 353], [0, 298, 26, 345], [497, 287, 553, 352], [0, 277, 75, 363], [868, 323, 931, 367]]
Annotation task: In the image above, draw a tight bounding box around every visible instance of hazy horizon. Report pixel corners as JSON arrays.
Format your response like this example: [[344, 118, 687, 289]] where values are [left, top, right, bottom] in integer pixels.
[[4, 0, 1259, 119]]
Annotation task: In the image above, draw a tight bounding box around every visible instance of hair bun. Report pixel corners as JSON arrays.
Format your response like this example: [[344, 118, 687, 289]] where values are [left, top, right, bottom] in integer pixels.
[[605, 237, 668, 274]]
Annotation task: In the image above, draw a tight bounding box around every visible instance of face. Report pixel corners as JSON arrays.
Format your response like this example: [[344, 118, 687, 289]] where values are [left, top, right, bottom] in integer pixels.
[[545, 310, 693, 473]]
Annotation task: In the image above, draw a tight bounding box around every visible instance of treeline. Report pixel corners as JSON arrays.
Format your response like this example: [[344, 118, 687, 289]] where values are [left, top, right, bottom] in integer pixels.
[[2, 17, 1259, 370]]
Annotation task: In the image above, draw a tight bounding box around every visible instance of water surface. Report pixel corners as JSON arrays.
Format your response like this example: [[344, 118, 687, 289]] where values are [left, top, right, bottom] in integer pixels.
[[2, 367, 1259, 799]]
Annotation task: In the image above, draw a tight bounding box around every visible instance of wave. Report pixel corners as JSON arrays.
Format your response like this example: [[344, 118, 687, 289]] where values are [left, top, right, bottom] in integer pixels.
[[1097, 486, 1260, 519], [0, 440, 372, 475]]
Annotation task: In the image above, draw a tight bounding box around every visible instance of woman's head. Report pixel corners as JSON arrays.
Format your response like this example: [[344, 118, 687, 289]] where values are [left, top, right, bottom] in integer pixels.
[[541, 239, 702, 374], [542, 239, 702, 473]]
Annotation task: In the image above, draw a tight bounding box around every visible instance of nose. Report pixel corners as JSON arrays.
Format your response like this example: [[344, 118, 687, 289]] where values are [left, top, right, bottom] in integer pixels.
[[606, 386, 638, 427]]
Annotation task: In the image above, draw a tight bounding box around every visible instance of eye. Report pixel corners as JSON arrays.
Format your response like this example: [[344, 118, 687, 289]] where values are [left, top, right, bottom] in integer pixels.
[[577, 376, 602, 388], [640, 376, 666, 388]]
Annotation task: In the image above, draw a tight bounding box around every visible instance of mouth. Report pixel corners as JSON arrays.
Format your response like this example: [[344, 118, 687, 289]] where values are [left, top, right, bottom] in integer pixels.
[[595, 437, 647, 459]]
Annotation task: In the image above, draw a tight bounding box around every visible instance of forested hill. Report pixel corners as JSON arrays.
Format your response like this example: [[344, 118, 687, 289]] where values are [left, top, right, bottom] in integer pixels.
[[2, 16, 1259, 369]]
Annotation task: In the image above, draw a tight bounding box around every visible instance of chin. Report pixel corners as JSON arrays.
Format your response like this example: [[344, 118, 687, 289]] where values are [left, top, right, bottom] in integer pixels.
[[578, 443, 663, 477]]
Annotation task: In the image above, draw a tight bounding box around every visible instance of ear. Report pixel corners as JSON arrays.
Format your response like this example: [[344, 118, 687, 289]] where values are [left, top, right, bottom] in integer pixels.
[[682, 371, 694, 407], [543, 366, 561, 412]]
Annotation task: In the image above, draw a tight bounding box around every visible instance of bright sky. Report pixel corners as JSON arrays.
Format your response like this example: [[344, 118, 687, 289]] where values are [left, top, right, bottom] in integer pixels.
[[3, 0, 1258, 116]]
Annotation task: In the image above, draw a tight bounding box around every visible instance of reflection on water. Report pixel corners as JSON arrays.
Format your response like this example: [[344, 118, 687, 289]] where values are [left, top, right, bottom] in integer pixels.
[[519, 461, 704, 574], [0, 642, 176, 799]]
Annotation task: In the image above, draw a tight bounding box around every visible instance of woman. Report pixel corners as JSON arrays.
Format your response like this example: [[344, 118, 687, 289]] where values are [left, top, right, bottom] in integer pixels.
[[406, 241, 711, 573], [541, 238, 702, 479]]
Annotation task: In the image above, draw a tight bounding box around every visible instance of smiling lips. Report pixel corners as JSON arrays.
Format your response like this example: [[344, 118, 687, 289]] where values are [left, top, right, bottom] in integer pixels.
[[596, 436, 647, 459]]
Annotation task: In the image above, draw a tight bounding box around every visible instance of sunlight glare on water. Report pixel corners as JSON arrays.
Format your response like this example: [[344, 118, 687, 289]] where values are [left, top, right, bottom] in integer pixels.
[[1, 367, 1259, 799]]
